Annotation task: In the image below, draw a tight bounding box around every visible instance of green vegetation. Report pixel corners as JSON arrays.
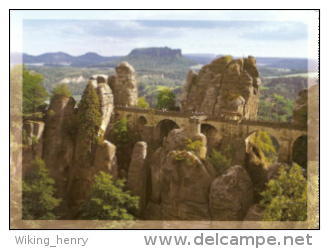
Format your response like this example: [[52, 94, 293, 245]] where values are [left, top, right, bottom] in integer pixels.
[[51, 83, 72, 98], [113, 118, 140, 150], [249, 131, 277, 164], [185, 138, 204, 158], [113, 117, 140, 171], [22, 157, 61, 220], [260, 163, 307, 221], [78, 171, 138, 220], [23, 65, 48, 114], [137, 96, 149, 108], [156, 88, 176, 110], [77, 81, 103, 162], [258, 94, 295, 122], [207, 150, 232, 176]]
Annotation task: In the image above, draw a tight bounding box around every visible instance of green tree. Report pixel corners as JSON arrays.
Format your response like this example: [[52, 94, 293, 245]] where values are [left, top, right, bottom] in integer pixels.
[[78, 81, 103, 161], [22, 65, 48, 114], [260, 163, 307, 221], [137, 96, 149, 108], [78, 171, 138, 220], [22, 157, 61, 220], [156, 88, 176, 110], [207, 149, 232, 176], [51, 83, 72, 98]]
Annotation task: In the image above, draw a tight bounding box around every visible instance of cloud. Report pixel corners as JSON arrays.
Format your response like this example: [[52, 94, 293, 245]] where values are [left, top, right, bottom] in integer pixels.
[[21, 19, 309, 57]]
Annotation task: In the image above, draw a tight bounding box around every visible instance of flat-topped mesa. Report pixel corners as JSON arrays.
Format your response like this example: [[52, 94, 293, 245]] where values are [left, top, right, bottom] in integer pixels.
[[181, 55, 261, 119], [107, 62, 138, 106]]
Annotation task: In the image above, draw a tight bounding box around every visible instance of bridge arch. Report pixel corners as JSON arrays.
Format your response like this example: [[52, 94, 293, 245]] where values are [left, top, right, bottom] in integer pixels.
[[201, 124, 222, 154], [292, 135, 307, 169], [154, 119, 179, 145], [138, 116, 147, 126]]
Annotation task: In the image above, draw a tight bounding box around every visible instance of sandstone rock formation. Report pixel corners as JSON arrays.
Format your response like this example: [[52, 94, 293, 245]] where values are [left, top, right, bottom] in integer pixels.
[[161, 150, 213, 220], [244, 142, 268, 202], [181, 56, 260, 119], [146, 129, 213, 220], [243, 204, 263, 221], [43, 95, 76, 178], [94, 140, 118, 178], [127, 141, 147, 217], [96, 83, 114, 132], [209, 165, 253, 221], [107, 62, 138, 106], [22, 120, 45, 176]]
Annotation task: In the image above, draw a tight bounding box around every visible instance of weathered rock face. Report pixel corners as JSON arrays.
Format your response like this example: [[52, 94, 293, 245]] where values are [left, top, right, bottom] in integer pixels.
[[293, 88, 307, 124], [127, 141, 147, 217], [162, 151, 213, 220], [42, 95, 76, 217], [146, 129, 213, 220], [96, 83, 114, 132], [181, 56, 260, 119], [94, 140, 118, 178], [43, 95, 76, 176], [22, 121, 45, 176], [244, 142, 268, 202], [209, 165, 253, 221], [243, 204, 263, 221], [107, 62, 138, 106]]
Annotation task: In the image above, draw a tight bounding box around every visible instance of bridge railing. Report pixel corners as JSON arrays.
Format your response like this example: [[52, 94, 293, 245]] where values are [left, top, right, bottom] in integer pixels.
[[114, 106, 307, 131]]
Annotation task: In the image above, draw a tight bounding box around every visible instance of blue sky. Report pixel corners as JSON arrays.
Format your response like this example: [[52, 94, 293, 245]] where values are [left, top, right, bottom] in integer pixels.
[[10, 10, 318, 58]]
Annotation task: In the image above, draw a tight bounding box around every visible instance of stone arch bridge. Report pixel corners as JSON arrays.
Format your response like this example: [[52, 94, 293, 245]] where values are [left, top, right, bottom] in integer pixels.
[[114, 106, 307, 164]]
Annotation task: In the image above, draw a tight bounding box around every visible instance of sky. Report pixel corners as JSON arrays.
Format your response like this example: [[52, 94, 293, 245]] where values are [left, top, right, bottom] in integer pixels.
[[10, 10, 319, 59]]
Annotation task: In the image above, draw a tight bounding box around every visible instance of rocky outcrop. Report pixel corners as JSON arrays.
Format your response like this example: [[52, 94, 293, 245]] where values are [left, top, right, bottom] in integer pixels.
[[146, 129, 213, 220], [293, 88, 307, 124], [43, 95, 76, 177], [244, 204, 263, 221], [94, 140, 118, 178], [244, 142, 268, 202], [22, 121, 45, 176], [209, 165, 253, 221], [129, 47, 182, 57], [107, 62, 138, 106], [181, 56, 260, 119], [162, 150, 213, 220], [127, 142, 147, 217], [96, 83, 114, 132]]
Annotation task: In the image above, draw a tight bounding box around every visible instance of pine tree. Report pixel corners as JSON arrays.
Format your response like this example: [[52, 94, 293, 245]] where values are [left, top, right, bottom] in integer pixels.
[[78, 81, 103, 161]]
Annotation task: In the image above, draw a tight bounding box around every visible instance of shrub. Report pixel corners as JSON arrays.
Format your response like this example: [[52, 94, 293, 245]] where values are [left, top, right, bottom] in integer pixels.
[[260, 163, 307, 221], [51, 83, 72, 98], [78, 172, 138, 220], [207, 149, 232, 176], [22, 157, 61, 220]]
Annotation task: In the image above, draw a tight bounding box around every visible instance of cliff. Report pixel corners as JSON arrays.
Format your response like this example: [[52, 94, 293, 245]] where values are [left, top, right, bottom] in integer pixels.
[[181, 55, 261, 119]]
